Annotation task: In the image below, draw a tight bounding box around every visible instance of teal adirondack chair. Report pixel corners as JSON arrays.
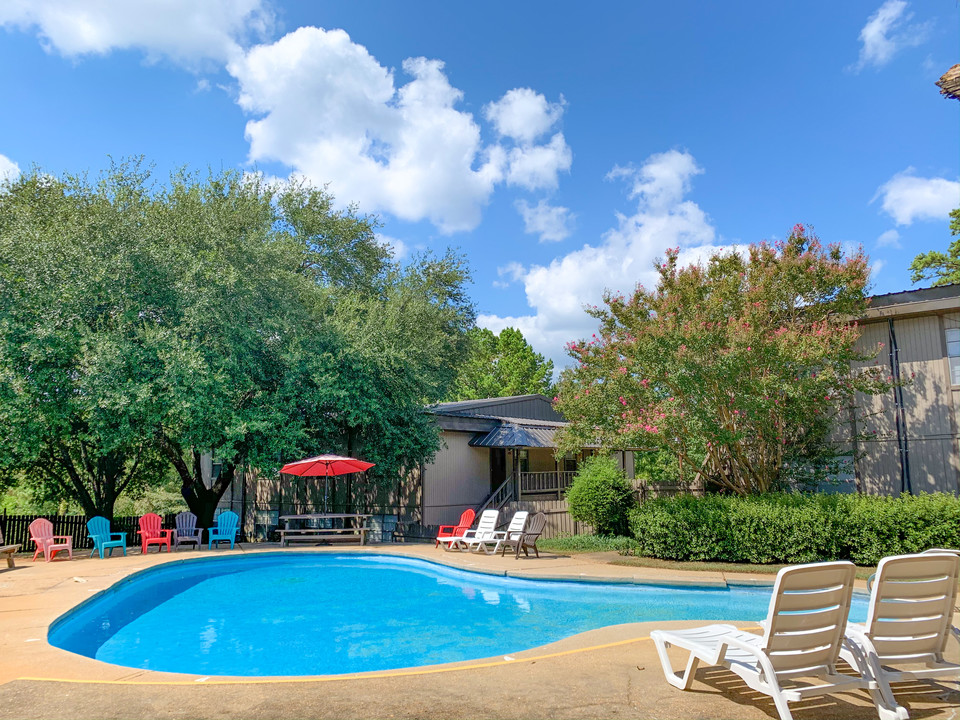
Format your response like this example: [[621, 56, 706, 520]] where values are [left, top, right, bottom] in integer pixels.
[[208, 511, 239, 550], [86, 516, 127, 559]]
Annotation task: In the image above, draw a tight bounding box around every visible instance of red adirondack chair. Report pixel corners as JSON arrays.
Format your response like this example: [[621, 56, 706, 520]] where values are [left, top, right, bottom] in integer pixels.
[[435, 508, 475, 547], [138, 513, 174, 554], [29, 518, 73, 562]]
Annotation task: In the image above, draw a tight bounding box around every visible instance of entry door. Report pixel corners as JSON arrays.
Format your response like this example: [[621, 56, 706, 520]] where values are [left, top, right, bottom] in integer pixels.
[[490, 448, 506, 492]]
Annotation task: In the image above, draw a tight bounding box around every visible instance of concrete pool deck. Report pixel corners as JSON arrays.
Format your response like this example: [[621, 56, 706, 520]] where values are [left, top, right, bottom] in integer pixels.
[[0, 543, 957, 720]]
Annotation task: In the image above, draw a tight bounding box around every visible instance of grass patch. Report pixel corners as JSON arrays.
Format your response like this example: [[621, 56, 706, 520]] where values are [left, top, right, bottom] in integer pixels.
[[609, 555, 876, 580], [539, 534, 640, 554]]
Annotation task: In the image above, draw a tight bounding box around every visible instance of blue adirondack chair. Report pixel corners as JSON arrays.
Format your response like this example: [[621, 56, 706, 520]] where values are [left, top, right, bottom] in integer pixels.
[[208, 511, 239, 550], [86, 516, 127, 558]]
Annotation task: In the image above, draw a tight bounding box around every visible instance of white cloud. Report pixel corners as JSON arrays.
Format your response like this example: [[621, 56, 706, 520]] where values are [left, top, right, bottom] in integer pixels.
[[870, 259, 886, 280], [505, 133, 572, 191], [516, 199, 575, 242], [4, 10, 572, 235], [874, 169, 960, 225], [0, 154, 20, 183], [497, 261, 526, 283], [378, 234, 408, 261], [852, 0, 928, 72], [875, 229, 901, 248], [482, 150, 722, 368], [0, 0, 272, 66], [228, 27, 573, 233], [484, 88, 564, 145]]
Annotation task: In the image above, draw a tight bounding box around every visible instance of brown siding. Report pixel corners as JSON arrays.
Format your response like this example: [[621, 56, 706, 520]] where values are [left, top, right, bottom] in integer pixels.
[[853, 313, 960, 495], [421, 432, 491, 526]]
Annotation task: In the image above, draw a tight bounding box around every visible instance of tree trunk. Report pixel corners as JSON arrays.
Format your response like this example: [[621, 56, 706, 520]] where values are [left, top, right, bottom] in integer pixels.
[[160, 436, 236, 528]]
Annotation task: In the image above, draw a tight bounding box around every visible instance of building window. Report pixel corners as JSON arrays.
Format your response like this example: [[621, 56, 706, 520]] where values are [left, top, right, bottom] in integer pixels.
[[563, 452, 577, 473], [948, 327, 960, 386]]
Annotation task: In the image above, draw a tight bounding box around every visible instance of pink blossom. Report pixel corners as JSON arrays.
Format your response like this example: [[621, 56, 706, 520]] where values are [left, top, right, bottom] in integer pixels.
[[619, 396, 627, 406]]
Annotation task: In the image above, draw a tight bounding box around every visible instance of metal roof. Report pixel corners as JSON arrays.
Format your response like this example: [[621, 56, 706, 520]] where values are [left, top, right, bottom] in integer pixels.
[[468, 423, 560, 448], [428, 395, 565, 423]]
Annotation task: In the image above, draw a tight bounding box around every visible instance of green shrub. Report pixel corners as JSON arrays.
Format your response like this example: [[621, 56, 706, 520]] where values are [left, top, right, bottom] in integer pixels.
[[565, 455, 636, 536], [629, 492, 960, 565]]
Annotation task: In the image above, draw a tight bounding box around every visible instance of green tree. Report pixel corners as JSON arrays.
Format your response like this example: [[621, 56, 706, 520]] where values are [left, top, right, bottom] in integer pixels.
[[554, 225, 889, 496], [449, 326, 554, 400], [313, 250, 475, 496], [909, 207, 960, 286], [0, 163, 171, 519], [0, 161, 473, 523]]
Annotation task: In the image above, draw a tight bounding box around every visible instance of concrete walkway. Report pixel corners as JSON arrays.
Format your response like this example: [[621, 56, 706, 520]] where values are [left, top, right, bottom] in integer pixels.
[[0, 544, 956, 720]]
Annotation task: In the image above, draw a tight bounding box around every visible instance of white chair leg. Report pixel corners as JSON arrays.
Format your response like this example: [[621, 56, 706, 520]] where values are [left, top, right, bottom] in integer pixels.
[[652, 636, 700, 691], [842, 639, 909, 720]]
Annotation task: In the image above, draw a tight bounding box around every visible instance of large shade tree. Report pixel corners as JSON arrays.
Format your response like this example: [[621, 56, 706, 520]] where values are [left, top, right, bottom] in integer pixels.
[[448, 326, 554, 400], [0, 164, 172, 518], [0, 161, 472, 522], [555, 226, 889, 495]]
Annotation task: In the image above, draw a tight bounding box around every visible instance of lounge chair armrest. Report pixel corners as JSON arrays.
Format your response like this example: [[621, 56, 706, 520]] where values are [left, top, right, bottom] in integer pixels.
[[720, 633, 767, 661], [437, 524, 456, 533], [52, 535, 72, 541], [110, 532, 127, 541]]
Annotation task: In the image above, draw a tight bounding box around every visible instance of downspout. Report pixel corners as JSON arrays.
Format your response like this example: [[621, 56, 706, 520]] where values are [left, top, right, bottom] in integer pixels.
[[887, 318, 912, 494], [848, 404, 863, 494]]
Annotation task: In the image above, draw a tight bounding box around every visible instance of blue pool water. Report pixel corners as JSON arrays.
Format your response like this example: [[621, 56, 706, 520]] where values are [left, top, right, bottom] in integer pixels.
[[49, 553, 869, 676]]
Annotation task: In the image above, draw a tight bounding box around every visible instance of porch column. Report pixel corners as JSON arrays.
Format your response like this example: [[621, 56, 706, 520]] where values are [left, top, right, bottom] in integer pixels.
[[512, 448, 520, 502]]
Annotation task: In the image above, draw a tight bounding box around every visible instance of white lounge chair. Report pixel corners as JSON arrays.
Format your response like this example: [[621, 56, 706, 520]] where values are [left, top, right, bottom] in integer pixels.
[[436, 509, 498, 552], [652, 561, 870, 720], [471, 511, 528, 555], [840, 552, 960, 720]]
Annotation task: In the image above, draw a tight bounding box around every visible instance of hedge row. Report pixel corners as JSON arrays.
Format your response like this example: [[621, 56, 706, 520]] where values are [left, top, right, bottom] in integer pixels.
[[628, 492, 960, 566]]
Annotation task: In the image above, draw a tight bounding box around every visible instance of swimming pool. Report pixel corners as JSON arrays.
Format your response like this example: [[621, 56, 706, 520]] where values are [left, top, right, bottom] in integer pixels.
[[49, 553, 869, 676]]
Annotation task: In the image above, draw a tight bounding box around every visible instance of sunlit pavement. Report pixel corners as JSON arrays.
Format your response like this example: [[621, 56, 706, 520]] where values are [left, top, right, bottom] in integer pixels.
[[1, 543, 956, 719]]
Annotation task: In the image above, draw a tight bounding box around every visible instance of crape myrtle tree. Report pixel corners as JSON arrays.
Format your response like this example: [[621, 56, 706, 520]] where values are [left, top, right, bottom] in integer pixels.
[[448, 326, 555, 400], [554, 225, 889, 496], [0, 161, 473, 523]]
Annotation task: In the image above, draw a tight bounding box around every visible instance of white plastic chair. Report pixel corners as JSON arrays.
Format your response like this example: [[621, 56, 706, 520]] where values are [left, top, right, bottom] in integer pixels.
[[652, 561, 872, 720], [470, 511, 528, 555], [840, 552, 960, 720], [436, 509, 498, 552]]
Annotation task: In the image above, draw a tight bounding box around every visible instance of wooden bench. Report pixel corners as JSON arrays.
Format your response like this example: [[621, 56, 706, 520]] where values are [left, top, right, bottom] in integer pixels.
[[278, 527, 369, 546], [278, 513, 372, 547], [0, 530, 20, 569]]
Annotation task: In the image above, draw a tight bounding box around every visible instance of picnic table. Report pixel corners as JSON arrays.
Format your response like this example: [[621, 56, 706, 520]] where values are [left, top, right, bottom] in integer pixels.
[[277, 513, 372, 546]]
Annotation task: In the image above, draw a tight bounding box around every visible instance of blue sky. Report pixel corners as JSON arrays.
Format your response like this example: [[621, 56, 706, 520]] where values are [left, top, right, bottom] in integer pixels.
[[1, 1, 957, 369]]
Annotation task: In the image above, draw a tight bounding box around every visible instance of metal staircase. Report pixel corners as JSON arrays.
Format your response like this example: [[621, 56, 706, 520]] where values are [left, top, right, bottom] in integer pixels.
[[476, 474, 515, 515]]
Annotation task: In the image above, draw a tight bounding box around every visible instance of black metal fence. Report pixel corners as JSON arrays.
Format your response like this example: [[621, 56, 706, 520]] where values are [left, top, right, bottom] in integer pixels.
[[0, 511, 183, 552]]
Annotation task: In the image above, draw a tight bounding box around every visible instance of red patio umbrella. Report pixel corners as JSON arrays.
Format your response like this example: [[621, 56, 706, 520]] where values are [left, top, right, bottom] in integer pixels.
[[280, 454, 375, 477], [279, 454, 376, 512]]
